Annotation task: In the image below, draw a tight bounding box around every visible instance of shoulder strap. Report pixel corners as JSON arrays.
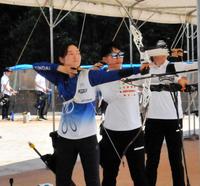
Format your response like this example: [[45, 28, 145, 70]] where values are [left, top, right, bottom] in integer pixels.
[[166, 63, 176, 74]]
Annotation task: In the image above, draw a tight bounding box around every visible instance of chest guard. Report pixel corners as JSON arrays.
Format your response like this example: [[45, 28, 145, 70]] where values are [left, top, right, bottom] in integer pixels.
[[73, 69, 96, 104], [158, 63, 176, 83]]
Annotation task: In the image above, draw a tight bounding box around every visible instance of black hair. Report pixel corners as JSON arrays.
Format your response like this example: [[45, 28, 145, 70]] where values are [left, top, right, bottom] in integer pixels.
[[150, 56, 154, 62], [3, 68, 12, 72], [0, 68, 4, 79], [100, 41, 122, 58], [156, 40, 168, 49], [58, 41, 78, 58]]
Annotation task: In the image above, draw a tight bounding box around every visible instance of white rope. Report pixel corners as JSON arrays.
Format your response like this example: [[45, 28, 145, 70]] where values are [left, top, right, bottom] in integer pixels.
[[78, 13, 87, 49], [35, 0, 50, 26], [101, 124, 122, 162], [185, 26, 198, 39], [91, 99, 123, 162], [54, 1, 81, 28], [171, 24, 185, 49], [53, 0, 68, 25], [172, 24, 187, 49], [138, 13, 156, 29], [13, 1, 48, 89], [15, 12, 42, 65], [112, 17, 126, 41]]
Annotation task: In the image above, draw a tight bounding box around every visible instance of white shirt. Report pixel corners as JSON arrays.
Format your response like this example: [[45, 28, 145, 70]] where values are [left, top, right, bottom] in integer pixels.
[[147, 60, 183, 119], [98, 76, 141, 131], [1, 74, 12, 96], [35, 74, 47, 93]]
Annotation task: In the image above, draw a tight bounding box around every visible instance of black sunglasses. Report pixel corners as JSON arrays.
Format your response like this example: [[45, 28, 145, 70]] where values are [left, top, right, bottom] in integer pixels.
[[110, 52, 124, 59]]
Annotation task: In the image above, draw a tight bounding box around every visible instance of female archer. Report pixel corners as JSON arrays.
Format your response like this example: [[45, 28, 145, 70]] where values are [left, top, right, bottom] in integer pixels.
[[32, 41, 147, 186]]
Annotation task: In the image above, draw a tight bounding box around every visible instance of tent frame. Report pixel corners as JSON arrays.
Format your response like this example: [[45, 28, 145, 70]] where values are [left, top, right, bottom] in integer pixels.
[[197, 0, 200, 138], [0, 0, 199, 135]]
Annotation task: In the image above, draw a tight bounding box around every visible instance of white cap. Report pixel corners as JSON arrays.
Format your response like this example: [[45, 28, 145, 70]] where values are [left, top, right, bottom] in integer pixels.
[[146, 40, 169, 57], [146, 48, 169, 57]]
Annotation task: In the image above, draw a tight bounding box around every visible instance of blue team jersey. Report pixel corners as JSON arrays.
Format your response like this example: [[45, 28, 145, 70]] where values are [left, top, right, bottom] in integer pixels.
[[33, 62, 140, 139]]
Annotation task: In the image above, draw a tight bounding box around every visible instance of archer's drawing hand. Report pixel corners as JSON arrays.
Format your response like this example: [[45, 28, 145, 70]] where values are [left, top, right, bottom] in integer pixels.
[[57, 65, 78, 77], [178, 77, 188, 92], [92, 61, 106, 70], [140, 63, 150, 75]]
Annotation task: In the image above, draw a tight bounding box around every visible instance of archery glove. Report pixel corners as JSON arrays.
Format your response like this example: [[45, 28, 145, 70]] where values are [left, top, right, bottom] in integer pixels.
[[140, 63, 150, 75], [178, 77, 188, 92]]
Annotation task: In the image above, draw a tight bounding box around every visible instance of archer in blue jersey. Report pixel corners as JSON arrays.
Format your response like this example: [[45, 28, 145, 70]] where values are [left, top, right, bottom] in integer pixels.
[[33, 42, 141, 186]]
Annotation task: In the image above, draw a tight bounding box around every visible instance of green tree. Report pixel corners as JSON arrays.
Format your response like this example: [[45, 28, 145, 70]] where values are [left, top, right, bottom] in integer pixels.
[[0, 4, 195, 68]]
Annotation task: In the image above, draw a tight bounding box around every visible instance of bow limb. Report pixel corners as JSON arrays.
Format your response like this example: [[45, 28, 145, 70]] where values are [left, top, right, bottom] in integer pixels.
[[130, 25, 150, 64], [129, 25, 152, 108], [114, 0, 149, 63], [114, 2, 152, 108]]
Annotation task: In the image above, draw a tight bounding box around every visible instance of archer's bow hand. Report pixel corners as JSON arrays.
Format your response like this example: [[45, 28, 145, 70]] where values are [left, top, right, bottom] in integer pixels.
[[140, 63, 150, 75], [178, 77, 188, 92]]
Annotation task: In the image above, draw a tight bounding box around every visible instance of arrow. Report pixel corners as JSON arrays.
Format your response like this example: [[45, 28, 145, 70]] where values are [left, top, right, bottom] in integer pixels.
[[123, 68, 197, 83], [28, 142, 43, 158]]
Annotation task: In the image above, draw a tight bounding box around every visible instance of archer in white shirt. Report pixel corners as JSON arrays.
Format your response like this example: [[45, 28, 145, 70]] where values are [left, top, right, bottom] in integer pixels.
[[1, 70, 17, 120], [96, 42, 148, 186], [35, 73, 50, 120]]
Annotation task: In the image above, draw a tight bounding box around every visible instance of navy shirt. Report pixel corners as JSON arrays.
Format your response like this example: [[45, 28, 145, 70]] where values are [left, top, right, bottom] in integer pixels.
[[33, 62, 140, 101]]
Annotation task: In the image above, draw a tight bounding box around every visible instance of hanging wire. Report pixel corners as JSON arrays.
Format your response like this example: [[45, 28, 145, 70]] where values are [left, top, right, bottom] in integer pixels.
[[101, 124, 123, 163], [78, 13, 87, 49], [134, 9, 142, 26], [184, 26, 198, 39], [172, 8, 188, 49], [13, 1, 48, 90], [36, 0, 50, 26], [90, 101, 123, 163], [138, 13, 155, 29], [15, 0, 49, 65], [54, 1, 80, 28], [11, 1, 49, 117], [15, 12, 42, 65], [175, 25, 187, 49], [171, 24, 185, 49], [172, 6, 191, 57], [172, 24, 187, 49], [180, 28, 185, 51], [112, 17, 126, 41], [53, 0, 68, 25]]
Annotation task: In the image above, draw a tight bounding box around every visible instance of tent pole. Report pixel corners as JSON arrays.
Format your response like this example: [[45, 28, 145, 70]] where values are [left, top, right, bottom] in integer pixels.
[[186, 23, 192, 138], [197, 0, 200, 140], [129, 18, 133, 64], [49, 1, 56, 131]]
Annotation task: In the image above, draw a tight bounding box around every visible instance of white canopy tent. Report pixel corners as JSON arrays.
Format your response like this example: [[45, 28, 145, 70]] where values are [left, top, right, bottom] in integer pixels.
[[0, 0, 197, 24], [0, 0, 199, 134]]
